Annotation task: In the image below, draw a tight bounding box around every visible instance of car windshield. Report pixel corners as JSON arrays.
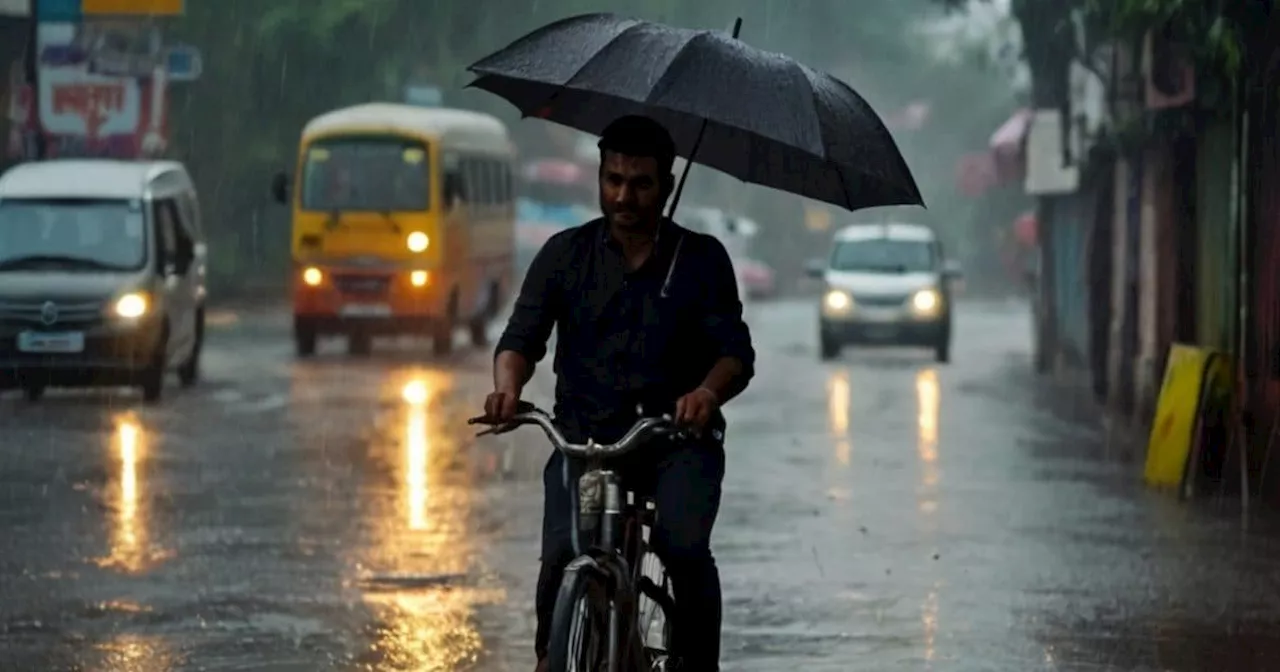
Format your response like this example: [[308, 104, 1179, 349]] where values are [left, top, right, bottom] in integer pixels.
[[301, 136, 430, 211], [0, 198, 147, 271], [830, 238, 934, 273]]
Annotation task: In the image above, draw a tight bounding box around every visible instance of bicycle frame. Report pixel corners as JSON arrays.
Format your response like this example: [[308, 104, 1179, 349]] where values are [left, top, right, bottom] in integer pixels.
[[471, 406, 679, 670]]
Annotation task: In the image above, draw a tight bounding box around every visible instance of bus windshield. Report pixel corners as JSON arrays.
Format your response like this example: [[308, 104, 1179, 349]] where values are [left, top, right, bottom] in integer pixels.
[[300, 135, 430, 212]]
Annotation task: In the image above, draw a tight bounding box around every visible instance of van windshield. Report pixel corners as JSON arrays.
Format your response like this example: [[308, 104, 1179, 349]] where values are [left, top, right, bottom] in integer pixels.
[[301, 136, 430, 212], [0, 198, 147, 271], [830, 238, 934, 273]]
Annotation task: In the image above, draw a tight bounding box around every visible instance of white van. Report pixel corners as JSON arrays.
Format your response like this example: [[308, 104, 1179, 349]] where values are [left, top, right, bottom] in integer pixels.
[[0, 160, 207, 402]]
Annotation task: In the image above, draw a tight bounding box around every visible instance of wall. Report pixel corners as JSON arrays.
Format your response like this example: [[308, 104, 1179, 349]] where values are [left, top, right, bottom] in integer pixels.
[[1108, 155, 1142, 416], [1045, 177, 1101, 369], [1195, 118, 1237, 351]]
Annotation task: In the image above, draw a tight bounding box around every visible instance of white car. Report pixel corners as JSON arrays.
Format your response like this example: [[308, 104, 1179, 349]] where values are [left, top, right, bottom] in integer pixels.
[[806, 222, 961, 362]]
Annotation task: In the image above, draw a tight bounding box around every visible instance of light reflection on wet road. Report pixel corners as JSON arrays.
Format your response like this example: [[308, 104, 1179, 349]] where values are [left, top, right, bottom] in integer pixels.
[[5, 298, 1280, 670]]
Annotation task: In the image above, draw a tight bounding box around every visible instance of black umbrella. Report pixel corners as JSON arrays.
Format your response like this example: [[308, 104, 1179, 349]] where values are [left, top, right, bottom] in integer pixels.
[[466, 12, 924, 215]]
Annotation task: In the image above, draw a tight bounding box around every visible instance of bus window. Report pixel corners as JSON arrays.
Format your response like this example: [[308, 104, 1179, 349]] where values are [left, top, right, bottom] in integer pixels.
[[301, 135, 430, 212]]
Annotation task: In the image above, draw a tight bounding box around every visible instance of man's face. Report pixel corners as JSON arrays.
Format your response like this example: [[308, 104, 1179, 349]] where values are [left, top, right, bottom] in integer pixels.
[[599, 151, 668, 231]]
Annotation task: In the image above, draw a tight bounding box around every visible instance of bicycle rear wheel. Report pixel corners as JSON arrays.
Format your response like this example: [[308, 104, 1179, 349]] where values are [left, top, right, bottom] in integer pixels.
[[546, 561, 614, 671]]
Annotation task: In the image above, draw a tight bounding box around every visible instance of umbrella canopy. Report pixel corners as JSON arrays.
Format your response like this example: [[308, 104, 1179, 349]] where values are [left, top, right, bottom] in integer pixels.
[[467, 13, 923, 213]]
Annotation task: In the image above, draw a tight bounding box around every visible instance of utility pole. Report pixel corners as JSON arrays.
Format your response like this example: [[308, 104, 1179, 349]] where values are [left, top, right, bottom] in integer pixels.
[[23, 0, 43, 159]]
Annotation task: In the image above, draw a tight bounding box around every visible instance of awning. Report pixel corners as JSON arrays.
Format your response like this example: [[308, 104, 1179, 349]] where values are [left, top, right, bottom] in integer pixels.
[[990, 107, 1033, 156], [990, 107, 1032, 183], [956, 152, 998, 197]]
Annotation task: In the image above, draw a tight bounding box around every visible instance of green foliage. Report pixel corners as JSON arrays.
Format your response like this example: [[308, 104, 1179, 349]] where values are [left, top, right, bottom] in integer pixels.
[[1083, 0, 1246, 77]]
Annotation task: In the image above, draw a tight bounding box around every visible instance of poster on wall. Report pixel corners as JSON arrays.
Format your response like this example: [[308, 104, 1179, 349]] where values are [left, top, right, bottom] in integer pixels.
[[36, 20, 168, 159]]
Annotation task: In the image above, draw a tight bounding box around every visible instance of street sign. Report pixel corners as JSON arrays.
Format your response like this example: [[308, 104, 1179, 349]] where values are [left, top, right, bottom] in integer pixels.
[[164, 44, 201, 81], [404, 85, 442, 107], [82, 0, 183, 14]]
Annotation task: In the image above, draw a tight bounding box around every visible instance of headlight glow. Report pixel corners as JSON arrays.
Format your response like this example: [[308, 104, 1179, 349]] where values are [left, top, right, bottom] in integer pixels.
[[302, 267, 322, 286], [410, 270, 429, 287], [407, 232, 430, 252], [115, 292, 148, 318], [912, 289, 940, 313], [824, 290, 852, 312]]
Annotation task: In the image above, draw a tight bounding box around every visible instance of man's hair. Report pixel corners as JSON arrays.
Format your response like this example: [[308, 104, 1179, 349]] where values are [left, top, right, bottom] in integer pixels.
[[597, 115, 677, 175]]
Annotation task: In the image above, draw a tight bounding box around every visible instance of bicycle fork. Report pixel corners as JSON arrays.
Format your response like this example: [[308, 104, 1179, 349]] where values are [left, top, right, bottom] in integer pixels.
[[576, 466, 634, 671]]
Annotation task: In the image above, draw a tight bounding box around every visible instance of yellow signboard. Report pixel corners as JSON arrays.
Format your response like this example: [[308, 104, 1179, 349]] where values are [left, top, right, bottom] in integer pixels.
[[1144, 344, 1232, 489], [82, 0, 183, 15]]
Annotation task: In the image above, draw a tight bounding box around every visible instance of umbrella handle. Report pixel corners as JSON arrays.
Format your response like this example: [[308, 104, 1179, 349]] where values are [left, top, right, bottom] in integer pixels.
[[665, 17, 743, 222]]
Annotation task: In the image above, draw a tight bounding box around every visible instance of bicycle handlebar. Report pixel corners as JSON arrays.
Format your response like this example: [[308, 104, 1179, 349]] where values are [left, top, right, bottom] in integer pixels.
[[468, 402, 684, 459]]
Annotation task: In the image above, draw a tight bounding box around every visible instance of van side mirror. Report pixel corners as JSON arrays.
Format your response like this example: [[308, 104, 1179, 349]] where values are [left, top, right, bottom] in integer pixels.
[[942, 260, 963, 279], [270, 172, 289, 204], [804, 258, 826, 279]]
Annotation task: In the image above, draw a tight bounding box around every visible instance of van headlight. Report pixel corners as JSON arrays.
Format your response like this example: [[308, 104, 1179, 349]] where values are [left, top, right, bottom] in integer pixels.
[[114, 292, 149, 318], [407, 232, 430, 252], [823, 289, 853, 314], [910, 288, 941, 315]]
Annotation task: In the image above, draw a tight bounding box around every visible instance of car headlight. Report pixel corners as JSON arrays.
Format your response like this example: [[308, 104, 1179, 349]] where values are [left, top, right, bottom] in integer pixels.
[[911, 288, 941, 314], [410, 270, 429, 287], [407, 232, 430, 252], [114, 292, 148, 318], [302, 267, 323, 286], [823, 289, 852, 313]]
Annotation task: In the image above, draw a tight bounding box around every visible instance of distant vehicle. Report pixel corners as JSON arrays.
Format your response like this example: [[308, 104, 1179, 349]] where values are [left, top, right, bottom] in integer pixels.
[[272, 103, 517, 357], [0, 159, 207, 402], [806, 222, 961, 363], [515, 158, 595, 270], [681, 206, 761, 303], [738, 258, 776, 299]]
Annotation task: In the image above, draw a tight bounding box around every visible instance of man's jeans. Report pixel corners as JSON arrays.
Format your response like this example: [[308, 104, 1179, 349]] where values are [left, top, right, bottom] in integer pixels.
[[533, 439, 725, 669]]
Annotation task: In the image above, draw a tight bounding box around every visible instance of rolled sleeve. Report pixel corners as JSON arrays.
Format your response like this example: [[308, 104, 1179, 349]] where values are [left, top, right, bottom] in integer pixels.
[[699, 236, 756, 381], [495, 235, 566, 364]]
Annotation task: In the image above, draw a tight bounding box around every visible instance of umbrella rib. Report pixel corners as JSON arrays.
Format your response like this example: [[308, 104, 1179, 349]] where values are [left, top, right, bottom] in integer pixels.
[[550, 20, 649, 109]]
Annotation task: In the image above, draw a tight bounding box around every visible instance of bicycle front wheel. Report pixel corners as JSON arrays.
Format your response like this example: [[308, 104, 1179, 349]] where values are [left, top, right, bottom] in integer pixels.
[[546, 562, 614, 672]]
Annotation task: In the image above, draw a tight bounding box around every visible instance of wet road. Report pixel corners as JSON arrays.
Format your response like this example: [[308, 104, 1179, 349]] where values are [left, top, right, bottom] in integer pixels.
[[5, 298, 1280, 671]]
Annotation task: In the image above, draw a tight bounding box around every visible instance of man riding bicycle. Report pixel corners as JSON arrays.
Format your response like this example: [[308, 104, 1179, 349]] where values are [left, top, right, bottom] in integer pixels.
[[482, 115, 755, 671]]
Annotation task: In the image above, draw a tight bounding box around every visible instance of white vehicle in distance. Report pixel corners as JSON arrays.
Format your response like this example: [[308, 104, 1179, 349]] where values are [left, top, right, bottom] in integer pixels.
[[806, 222, 961, 362], [0, 160, 207, 402]]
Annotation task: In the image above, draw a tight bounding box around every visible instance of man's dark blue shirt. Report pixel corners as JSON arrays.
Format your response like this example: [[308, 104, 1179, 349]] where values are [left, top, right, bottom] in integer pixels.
[[496, 217, 755, 445]]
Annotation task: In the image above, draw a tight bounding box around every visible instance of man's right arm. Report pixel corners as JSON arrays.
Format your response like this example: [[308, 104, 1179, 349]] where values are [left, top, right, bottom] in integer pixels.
[[493, 235, 565, 394]]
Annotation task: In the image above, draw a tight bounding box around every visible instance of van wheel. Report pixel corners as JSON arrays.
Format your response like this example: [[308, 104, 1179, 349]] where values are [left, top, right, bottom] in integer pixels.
[[178, 310, 204, 387], [140, 335, 167, 404], [348, 333, 372, 356], [934, 341, 951, 364], [22, 384, 45, 402]]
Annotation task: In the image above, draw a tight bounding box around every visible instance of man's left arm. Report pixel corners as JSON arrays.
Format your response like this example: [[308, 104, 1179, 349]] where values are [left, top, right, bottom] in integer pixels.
[[696, 237, 756, 405]]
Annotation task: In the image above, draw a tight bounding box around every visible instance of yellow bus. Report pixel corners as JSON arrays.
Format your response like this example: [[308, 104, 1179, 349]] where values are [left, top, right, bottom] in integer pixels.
[[271, 103, 517, 357]]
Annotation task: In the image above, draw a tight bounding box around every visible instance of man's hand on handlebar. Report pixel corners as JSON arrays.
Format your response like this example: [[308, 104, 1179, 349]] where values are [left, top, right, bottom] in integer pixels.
[[675, 386, 719, 436]]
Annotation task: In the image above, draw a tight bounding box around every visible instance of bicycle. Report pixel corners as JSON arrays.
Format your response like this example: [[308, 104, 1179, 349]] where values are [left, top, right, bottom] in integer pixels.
[[470, 401, 682, 671]]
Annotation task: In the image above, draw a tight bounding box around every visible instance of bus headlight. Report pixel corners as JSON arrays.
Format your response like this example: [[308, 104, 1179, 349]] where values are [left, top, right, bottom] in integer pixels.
[[302, 267, 323, 286], [823, 289, 853, 314], [410, 270, 429, 287], [114, 292, 148, 318], [407, 232, 430, 252], [911, 288, 941, 315]]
